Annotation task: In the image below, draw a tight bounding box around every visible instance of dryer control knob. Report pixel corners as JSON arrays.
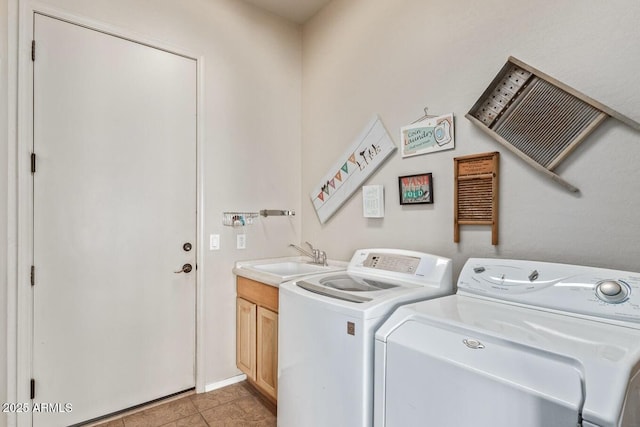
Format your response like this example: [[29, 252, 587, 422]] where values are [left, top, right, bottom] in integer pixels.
[[595, 280, 628, 303], [599, 281, 622, 296]]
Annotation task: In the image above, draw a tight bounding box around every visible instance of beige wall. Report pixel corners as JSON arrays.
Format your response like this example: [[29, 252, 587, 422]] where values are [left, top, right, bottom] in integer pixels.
[[1, 0, 8, 423], [5, 0, 302, 395], [301, 0, 640, 278], [4, 0, 640, 420]]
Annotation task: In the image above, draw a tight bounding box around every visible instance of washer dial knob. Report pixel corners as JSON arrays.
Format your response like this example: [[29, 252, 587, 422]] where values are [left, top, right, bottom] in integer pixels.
[[595, 280, 629, 303]]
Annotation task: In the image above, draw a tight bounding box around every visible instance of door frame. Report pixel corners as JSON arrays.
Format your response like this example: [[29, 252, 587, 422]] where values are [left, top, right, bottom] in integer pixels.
[[8, 3, 206, 425]]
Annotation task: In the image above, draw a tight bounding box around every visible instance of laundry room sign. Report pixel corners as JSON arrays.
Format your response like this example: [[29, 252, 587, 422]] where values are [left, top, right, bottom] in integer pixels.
[[310, 115, 396, 223], [399, 173, 433, 205], [400, 113, 455, 158]]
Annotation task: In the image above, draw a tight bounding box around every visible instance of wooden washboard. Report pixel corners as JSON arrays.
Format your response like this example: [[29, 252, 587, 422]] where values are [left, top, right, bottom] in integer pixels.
[[454, 152, 499, 245]]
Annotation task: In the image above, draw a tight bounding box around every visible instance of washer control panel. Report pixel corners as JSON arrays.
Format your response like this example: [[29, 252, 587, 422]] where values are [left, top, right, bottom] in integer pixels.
[[347, 249, 452, 289], [362, 253, 420, 274], [458, 258, 640, 325]]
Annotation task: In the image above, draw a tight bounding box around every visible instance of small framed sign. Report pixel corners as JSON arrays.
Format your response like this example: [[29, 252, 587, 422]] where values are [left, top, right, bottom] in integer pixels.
[[399, 173, 433, 205]]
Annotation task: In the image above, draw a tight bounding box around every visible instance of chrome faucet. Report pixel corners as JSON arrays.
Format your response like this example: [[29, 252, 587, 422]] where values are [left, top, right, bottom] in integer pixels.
[[289, 242, 327, 266], [305, 241, 327, 266], [289, 243, 314, 259]]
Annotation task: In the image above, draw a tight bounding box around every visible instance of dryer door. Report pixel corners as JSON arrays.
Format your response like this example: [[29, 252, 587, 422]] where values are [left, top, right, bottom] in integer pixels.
[[380, 320, 584, 427]]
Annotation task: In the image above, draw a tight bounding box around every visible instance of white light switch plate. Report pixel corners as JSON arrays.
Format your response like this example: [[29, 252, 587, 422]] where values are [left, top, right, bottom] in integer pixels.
[[237, 234, 246, 249], [209, 234, 220, 250]]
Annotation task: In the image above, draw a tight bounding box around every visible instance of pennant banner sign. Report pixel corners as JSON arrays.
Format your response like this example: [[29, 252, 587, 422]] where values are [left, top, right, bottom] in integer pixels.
[[310, 115, 396, 223]]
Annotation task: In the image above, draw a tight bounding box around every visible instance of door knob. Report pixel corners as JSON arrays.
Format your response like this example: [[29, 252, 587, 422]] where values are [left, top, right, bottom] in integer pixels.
[[174, 263, 193, 274]]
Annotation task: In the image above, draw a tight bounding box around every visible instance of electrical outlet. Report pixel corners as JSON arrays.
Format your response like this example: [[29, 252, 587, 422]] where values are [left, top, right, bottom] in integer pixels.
[[237, 234, 246, 249], [209, 234, 220, 250]]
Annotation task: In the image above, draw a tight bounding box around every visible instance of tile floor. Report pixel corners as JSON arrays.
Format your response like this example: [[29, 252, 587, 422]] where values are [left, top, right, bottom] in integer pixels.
[[92, 382, 276, 427]]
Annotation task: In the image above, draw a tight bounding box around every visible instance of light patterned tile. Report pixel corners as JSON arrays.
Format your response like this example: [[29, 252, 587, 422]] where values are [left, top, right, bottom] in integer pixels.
[[199, 400, 246, 425], [215, 421, 274, 427], [200, 396, 275, 427], [189, 382, 252, 412], [234, 396, 275, 419], [257, 417, 277, 427], [158, 413, 208, 427], [93, 418, 125, 427], [123, 397, 198, 427], [108, 382, 276, 427]]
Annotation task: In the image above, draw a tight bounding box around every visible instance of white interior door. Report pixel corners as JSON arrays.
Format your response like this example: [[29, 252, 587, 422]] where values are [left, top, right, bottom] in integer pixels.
[[32, 13, 197, 426]]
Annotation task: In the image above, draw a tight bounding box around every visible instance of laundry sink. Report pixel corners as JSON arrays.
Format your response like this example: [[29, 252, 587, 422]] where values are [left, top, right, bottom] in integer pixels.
[[233, 257, 347, 286], [252, 261, 330, 276]]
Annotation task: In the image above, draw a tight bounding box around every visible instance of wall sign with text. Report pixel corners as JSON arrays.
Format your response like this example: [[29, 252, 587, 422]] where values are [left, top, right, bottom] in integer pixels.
[[310, 115, 396, 223], [400, 113, 455, 158], [399, 173, 433, 205]]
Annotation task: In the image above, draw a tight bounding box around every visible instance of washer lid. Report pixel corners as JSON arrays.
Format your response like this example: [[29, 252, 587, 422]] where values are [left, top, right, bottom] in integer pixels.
[[376, 295, 640, 427], [296, 273, 406, 303], [319, 274, 399, 292], [296, 281, 373, 303]]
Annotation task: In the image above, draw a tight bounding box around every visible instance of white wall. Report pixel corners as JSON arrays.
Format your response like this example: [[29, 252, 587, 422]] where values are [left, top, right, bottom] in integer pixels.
[[301, 0, 640, 278], [5, 0, 302, 395]]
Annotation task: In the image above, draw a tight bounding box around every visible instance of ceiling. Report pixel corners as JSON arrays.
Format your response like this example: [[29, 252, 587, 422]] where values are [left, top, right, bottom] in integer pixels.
[[241, 0, 332, 24]]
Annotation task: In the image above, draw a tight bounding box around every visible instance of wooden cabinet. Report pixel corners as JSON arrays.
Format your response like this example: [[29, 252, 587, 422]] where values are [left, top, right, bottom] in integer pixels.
[[236, 297, 256, 379], [256, 306, 278, 399], [236, 276, 279, 403]]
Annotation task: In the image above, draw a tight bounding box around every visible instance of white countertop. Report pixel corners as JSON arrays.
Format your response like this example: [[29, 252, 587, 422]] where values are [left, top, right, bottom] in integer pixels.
[[233, 256, 348, 287]]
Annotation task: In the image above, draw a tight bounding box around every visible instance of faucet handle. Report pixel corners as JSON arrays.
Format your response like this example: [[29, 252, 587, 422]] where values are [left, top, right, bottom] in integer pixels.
[[306, 241, 318, 259], [318, 251, 328, 266], [304, 241, 327, 265]]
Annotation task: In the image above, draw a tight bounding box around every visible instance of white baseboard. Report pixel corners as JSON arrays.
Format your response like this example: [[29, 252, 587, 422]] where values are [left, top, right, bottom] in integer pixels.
[[204, 374, 247, 393]]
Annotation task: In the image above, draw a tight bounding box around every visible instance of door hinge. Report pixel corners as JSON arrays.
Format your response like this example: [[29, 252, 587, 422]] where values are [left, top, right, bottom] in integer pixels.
[[31, 40, 35, 61], [30, 379, 35, 399], [30, 265, 35, 286], [31, 153, 36, 174]]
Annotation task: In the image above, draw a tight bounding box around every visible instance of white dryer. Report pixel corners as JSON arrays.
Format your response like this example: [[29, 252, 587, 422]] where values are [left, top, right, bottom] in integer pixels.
[[278, 248, 453, 427], [374, 258, 640, 427]]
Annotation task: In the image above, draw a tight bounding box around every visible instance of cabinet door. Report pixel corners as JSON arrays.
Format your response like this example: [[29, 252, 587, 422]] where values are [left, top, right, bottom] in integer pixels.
[[256, 306, 278, 400], [236, 298, 256, 380]]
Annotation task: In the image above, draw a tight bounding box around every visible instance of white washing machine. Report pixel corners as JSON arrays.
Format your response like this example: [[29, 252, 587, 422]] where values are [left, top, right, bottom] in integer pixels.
[[374, 258, 640, 427], [278, 248, 453, 427]]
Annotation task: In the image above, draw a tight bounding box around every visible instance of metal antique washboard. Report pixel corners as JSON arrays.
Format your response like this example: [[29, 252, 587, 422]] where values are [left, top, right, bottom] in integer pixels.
[[466, 57, 640, 193]]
